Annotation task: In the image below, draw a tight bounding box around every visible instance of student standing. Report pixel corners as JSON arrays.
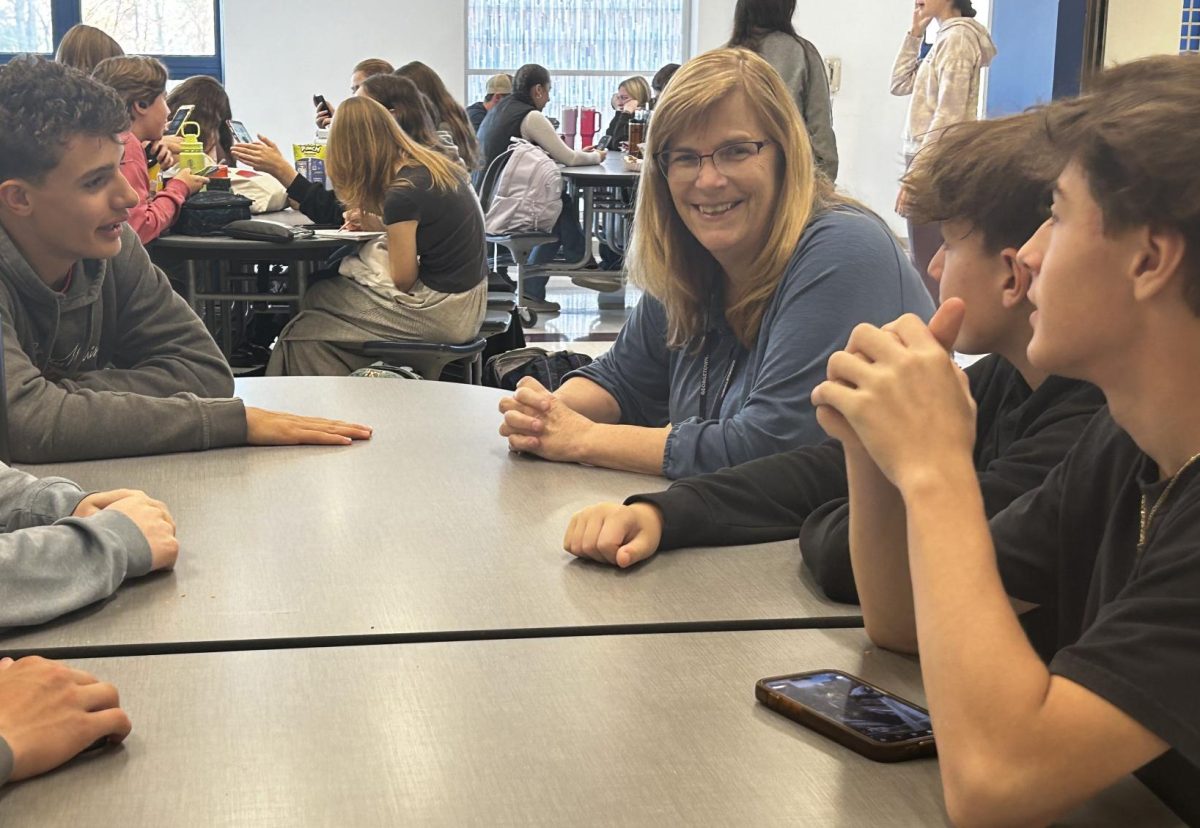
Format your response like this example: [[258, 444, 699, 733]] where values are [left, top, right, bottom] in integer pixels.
[[727, 0, 838, 181], [0, 57, 372, 463], [891, 0, 995, 286], [561, 113, 1104, 580], [814, 56, 1200, 824]]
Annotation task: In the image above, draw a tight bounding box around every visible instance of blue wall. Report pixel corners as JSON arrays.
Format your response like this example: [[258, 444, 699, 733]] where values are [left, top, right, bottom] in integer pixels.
[[986, 0, 1061, 116]]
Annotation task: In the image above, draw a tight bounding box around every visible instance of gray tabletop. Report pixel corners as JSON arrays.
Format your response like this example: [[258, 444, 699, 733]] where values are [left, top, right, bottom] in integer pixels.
[[149, 209, 345, 256], [561, 152, 643, 182], [5, 378, 857, 656], [0, 629, 1177, 826]]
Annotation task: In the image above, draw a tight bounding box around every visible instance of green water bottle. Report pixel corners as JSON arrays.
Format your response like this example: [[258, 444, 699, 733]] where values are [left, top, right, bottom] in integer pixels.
[[176, 121, 207, 173]]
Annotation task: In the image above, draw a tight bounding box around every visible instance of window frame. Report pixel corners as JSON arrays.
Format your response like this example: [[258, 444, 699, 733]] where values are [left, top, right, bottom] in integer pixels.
[[1184, 0, 1200, 53], [0, 0, 224, 81]]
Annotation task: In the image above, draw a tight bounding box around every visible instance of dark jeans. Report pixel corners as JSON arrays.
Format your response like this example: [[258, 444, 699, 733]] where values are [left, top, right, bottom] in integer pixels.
[[525, 193, 587, 300]]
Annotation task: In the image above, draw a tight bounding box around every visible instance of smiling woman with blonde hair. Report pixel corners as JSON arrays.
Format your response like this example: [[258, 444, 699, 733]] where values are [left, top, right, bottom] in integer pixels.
[[267, 96, 487, 377], [498, 48, 933, 480]]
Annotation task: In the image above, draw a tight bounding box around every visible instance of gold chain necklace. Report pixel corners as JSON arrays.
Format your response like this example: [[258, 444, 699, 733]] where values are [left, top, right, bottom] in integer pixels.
[[1137, 451, 1200, 557]]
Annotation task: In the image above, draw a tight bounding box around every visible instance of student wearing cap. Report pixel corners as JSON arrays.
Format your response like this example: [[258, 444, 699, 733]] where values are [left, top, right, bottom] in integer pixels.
[[468, 74, 512, 133]]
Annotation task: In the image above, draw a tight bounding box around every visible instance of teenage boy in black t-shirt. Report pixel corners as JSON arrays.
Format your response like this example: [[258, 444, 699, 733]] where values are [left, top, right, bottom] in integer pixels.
[[561, 113, 1104, 589], [810, 55, 1200, 823]]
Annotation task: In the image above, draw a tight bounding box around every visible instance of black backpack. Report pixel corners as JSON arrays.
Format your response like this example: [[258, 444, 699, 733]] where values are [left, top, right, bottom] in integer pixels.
[[484, 347, 593, 391], [173, 191, 253, 237]]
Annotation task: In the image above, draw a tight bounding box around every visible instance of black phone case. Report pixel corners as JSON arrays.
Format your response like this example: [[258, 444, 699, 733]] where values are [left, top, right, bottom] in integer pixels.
[[755, 671, 937, 763]]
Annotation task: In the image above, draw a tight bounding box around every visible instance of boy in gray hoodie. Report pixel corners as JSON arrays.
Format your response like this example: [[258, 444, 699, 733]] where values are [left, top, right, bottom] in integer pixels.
[[0, 56, 372, 463]]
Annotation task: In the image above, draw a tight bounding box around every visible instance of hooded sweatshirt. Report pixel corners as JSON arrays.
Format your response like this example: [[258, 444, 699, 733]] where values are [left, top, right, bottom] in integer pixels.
[[0, 222, 247, 463], [0, 463, 151, 631], [891, 17, 998, 156]]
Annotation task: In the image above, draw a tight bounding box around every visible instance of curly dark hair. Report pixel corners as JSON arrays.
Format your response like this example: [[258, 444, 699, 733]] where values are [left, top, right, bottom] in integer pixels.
[[0, 55, 129, 183]]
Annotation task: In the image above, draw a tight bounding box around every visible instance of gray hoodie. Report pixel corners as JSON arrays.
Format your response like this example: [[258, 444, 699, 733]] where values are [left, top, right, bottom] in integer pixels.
[[0, 223, 247, 462], [757, 30, 840, 182], [0, 457, 150, 785], [0, 464, 150, 630], [891, 17, 998, 156]]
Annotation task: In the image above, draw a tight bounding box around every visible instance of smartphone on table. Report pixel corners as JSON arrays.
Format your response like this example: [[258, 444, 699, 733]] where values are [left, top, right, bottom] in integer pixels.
[[756, 669, 936, 763], [227, 120, 254, 144], [166, 104, 195, 136]]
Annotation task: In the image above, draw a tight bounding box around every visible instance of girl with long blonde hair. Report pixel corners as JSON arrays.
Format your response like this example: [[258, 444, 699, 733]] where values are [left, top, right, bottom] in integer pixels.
[[498, 48, 932, 479], [267, 96, 488, 377]]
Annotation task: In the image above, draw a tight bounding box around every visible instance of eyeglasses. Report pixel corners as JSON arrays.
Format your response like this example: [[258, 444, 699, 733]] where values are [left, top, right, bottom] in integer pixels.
[[656, 140, 775, 183]]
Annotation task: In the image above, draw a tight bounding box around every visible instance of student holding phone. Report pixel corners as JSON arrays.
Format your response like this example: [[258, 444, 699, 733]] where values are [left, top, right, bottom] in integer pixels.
[[315, 58, 394, 128], [811, 56, 1200, 824], [91, 56, 206, 244]]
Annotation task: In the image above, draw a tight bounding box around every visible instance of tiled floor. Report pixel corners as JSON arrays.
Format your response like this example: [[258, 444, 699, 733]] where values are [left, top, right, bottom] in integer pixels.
[[522, 276, 637, 359]]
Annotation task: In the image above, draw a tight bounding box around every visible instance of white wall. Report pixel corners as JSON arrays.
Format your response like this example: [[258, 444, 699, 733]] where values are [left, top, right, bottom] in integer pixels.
[[222, 0, 465, 152], [695, 0, 928, 235], [223, 0, 995, 236], [1105, 0, 1181, 64]]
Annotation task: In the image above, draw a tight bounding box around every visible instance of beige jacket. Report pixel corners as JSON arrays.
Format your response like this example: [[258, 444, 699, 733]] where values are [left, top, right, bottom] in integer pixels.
[[891, 17, 997, 156]]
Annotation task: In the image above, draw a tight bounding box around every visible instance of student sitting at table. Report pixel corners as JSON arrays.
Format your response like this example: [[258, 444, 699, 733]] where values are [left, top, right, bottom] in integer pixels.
[[595, 75, 651, 149], [561, 112, 1104, 576], [394, 61, 480, 172], [477, 63, 607, 312], [809, 55, 1200, 824], [0, 57, 372, 462], [234, 76, 461, 226], [467, 73, 512, 133], [90, 56, 207, 244], [266, 96, 488, 376], [165, 75, 237, 166], [316, 57, 394, 128], [0, 655, 131, 786], [54, 23, 123, 74], [0, 467, 178, 627], [497, 49, 932, 479], [650, 63, 680, 109]]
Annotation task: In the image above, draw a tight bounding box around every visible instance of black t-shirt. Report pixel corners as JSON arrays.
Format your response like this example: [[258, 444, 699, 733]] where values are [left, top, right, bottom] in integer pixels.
[[991, 408, 1200, 822], [627, 356, 1103, 601], [381, 166, 486, 295]]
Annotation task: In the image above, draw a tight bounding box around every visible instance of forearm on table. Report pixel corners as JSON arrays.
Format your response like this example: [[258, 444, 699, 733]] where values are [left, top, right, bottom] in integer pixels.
[[575, 422, 671, 476], [846, 445, 917, 652], [555, 377, 621, 423]]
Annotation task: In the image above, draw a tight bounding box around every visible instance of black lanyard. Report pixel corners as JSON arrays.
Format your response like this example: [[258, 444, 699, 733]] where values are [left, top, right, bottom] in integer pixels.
[[699, 336, 738, 421]]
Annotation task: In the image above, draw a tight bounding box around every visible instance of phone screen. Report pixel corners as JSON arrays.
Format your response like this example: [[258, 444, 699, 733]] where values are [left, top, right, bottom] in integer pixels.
[[166, 104, 194, 136], [228, 120, 253, 144], [762, 671, 932, 743]]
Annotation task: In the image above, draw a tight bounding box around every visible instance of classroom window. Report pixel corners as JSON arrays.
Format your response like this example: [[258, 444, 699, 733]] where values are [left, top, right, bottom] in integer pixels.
[[0, 0, 53, 52], [1184, 0, 1200, 52], [0, 0, 222, 80], [466, 0, 688, 123]]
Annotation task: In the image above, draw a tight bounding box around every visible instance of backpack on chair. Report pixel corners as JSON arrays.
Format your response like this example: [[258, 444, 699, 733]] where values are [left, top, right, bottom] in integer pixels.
[[483, 139, 563, 235]]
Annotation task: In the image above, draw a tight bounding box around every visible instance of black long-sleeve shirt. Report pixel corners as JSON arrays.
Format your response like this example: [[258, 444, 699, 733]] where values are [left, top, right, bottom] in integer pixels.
[[286, 173, 344, 227], [628, 355, 1106, 603]]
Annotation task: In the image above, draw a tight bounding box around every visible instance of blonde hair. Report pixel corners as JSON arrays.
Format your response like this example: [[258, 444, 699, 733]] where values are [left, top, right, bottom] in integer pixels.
[[630, 47, 839, 349], [619, 76, 652, 107], [327, 96, 467, 216], [55, 24, 123, 73]]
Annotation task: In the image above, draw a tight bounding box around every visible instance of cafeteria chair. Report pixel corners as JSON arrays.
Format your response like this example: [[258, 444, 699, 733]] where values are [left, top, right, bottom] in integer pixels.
[[477, 148, 558, 328], [357, 338, 488, 384]]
